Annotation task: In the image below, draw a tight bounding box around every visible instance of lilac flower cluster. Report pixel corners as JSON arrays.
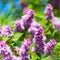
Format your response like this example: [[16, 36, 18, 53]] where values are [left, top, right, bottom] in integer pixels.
[[0, 40, 21, 60], [19, 38, 31, 60], [14, 20, 25, 32], [14, 9, 34, 32], [45, 4, 60, 32], [27, 17, 56, 55], [0, 7, 57, 60], [32, 29, 56, 55], [0, 40, 13, 60], [32, 27, 45, 54], [44, 39, 56, 55], [45, 4, 54, 20], [28, 19, 46, 54], [52, 17, 60, 31], [27, 14, 56, 55], [0, 25, 12, 37], [28, 20, 41, 37]]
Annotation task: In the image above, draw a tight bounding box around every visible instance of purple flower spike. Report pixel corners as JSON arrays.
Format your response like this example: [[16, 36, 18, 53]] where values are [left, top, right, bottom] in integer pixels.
[[0, 40, 13, 60], [21, 9, 34, 28], [32, 27, 45, 54], [28, 20, 42, 37], [19, 38, 31, 60], [45, 4, 53, 11], [14, 9, 34, 32], [44, 39, 56, 55], [45, 4, 54, 20]]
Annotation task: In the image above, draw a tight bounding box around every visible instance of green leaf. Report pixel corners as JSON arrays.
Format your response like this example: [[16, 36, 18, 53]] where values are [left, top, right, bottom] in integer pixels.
[[11, 32, 23, 42], [2, 36, 9, 42], [41, 56, 53, 60], [31, 53, 40, 60], [54, 32, 60, 42]]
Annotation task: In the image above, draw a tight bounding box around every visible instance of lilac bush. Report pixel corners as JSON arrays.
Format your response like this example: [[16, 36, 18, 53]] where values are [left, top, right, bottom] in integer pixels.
[[0, 4, 58, 60]]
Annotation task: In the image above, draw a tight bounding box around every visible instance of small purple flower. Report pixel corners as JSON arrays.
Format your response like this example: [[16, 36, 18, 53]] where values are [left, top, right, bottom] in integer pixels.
[[28, 20, 42, 37], [14, 20, 25, 32], [1, 25, 12, 37], [45, 4, 54, 20], [44, 39, 56, 55], [30, 20, 40, 28]]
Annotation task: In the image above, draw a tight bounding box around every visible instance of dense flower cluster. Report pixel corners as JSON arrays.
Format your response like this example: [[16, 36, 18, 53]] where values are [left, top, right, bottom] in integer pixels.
[[0, 40, 21, 60], [14, 20, 25, 32], [19, 38, 31, 60], [14, 9, 34, 32], [32, 27, 45, 54], [0, 6, 57, 59], [45, 4, 60, 33], [0, 40, 13, 60], [45, 4, 54, 20], [44, 39, 56, 55], [28, 20, 41, 37], [0, 25, 12, 37]]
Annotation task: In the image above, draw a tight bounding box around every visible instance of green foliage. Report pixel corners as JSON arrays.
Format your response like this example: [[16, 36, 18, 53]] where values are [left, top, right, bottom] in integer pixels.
[[11, 32, 23, 42], [0, 0, 60, 60]]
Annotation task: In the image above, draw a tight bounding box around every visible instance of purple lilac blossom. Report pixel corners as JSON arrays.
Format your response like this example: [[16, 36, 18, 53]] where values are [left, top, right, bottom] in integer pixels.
[[1, 25, 12, 37], [0, 40, 21, 60], [44, 39, 56, 55], [19, 38, 31, 60], [14, 20, 25, 32], [45, 4, 54, 20], [28, 20, 42, 37], [0, 40, 13, 60], [14, 9, 34, 32], [52, 17, 60, 31], [21, 9, 34, 28], [32, 27, 45, 54]]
